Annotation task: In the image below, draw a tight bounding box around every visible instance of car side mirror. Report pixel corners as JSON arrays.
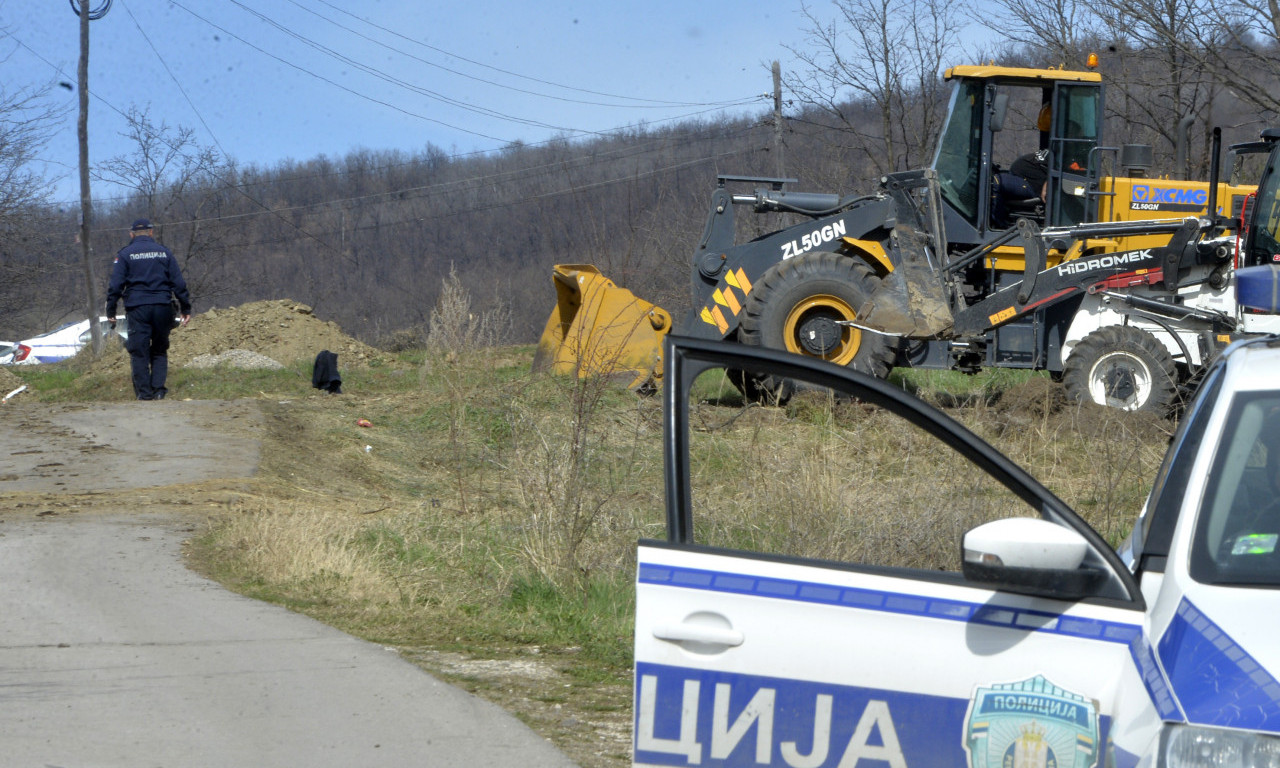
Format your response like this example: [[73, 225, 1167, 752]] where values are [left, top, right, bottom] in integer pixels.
[[962, 518, 1107, 599]]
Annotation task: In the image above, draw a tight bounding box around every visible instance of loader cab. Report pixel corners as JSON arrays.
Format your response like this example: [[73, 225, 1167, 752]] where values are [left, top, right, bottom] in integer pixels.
[[932, 66, 1103, 249], [1239, 128, 1280, 269]]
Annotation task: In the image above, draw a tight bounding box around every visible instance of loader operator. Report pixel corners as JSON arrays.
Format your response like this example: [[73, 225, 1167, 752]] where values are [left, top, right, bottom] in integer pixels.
[[992, 149, 1049, 229], [105, 218, 192, 401]]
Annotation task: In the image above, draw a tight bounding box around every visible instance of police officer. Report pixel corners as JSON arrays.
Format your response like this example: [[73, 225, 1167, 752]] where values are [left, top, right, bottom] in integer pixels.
[[105, 218, 192, 400]]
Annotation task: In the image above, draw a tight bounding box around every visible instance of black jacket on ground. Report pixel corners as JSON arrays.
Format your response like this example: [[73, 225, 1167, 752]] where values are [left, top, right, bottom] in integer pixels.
[[312, 350, 342, 394]]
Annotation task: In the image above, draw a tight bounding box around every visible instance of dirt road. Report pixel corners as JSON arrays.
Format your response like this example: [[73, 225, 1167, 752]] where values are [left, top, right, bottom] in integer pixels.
[[0, 399, 576, 767]]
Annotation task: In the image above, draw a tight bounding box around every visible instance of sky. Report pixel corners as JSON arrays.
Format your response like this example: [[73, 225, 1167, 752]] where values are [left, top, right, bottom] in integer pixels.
[[2, 0, 830, 209]]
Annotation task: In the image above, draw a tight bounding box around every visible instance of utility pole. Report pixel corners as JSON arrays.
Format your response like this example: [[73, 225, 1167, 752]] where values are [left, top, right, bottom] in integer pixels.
[[772, 61, 784, 178], [75, 0, 107, 355]]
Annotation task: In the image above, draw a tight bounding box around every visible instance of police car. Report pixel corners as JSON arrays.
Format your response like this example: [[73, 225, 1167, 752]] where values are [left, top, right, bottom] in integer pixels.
[[5, 317, 126, 365], [634, 267, 1280, 768]]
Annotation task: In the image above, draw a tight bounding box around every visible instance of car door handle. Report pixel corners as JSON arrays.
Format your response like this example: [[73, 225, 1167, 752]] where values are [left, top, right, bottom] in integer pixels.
[[653, 623, 744, 647]]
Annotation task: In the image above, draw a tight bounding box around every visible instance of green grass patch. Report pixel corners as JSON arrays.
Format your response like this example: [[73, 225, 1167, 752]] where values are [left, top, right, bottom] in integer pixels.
[[890, 366, 1044, 402]]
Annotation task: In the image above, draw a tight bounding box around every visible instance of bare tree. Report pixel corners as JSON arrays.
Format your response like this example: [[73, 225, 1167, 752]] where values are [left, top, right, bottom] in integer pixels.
[[0, 74, 68, 335], [0, 83, 58, 238], [785, 0, 965, 177], [96, 106, 215, 215], [1091, 0, 1223, 175], [983, 0, 1234, 176], [978, 0, 1101, 65], [96, 107, 241, 302], [1174, 0, 1280, 117]]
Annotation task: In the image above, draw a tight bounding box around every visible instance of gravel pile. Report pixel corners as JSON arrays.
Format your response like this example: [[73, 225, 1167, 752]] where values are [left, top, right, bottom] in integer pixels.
[[186, 349, 286, 370]]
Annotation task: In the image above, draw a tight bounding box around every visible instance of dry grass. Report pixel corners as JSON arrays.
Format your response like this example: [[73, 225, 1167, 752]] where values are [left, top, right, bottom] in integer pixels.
[[11, 288, 1179, 768], [214, 505, 425, 604], [174, 282, 1172, 768], [181, 358, 1170, 768], [194, 352, 1168, 618], [678, 377, 1168, 571]]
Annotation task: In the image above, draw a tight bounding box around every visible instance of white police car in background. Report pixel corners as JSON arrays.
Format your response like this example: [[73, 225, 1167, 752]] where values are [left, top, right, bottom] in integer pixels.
[[4, 317, 126, 365], [634, 265, 1280, 768]]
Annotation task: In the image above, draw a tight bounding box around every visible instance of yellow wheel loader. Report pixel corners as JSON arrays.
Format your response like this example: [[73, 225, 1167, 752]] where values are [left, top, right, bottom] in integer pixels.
[[536, 63, 1256, 409]]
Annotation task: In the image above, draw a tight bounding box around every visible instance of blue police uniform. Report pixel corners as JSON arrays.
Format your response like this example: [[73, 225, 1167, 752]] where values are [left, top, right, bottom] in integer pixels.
[[105, 219, 192, 400]]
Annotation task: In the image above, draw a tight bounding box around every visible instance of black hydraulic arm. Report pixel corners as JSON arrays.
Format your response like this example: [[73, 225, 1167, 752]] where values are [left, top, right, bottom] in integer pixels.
[[951, 219, 1205, 336]]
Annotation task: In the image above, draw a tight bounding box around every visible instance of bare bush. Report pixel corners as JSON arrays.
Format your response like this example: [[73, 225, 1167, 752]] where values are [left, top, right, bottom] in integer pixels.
[[502, 379, 660, 592], [376, 325, 427, 353], [426, 264, 511, 359]]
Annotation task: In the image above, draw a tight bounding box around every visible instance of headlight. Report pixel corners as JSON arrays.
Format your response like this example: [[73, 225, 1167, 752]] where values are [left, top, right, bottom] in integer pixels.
[[1160, 724, 1280, 768]]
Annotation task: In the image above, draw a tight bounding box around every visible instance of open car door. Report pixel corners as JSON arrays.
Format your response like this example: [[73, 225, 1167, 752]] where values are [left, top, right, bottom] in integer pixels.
[[634, 336, 1151, 768]]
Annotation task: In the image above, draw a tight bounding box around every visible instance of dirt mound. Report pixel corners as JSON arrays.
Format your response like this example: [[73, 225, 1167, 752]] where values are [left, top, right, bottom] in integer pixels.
[[0, 365, 24, 393], [76, 299, 388, 375], [175, 300, 384, 368]]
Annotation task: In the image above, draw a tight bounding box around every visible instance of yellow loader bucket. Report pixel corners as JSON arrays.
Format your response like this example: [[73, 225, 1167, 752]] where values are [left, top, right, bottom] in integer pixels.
[[532, 264, 672, 391]]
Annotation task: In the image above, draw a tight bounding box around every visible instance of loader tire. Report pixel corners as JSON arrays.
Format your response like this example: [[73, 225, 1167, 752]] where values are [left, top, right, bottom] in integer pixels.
[[1063, 326, 1177, 414], [733, 252, 896, 403]]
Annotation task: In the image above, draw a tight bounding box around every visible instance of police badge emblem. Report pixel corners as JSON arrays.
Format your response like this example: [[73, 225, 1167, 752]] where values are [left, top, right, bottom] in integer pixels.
[[964, 675, 1099, 768]]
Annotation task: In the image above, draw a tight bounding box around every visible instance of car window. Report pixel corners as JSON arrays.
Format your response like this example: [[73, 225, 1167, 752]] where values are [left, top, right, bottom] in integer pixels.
[[687, 373, 1043, 573], [1133, 365, 1225, 570], [1191, 391, 1280, 586], [664, 338, 1140, 601]]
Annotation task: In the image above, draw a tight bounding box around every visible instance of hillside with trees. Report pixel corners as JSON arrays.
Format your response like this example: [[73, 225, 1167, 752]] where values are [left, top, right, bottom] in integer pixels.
[[3, 0, 1278, 345]]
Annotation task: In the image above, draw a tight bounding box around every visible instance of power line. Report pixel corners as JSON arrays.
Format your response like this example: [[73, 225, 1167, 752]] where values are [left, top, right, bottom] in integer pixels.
[[312, 0, 756, 108], [167, 0, 511, 142], [117, 1, 224, 158], [118, 0, 348, 259], [225, 0, 570, 133], [40, 101, 762, 208], [8, 9, 770, 209], [208, 0, 760, 140], [289, 0, 759, 110], [12, 20, 344, 258], [40, 104, 760, 213]]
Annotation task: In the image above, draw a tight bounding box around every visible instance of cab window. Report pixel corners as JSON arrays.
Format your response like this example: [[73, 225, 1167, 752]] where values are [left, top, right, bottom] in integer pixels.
[[933, 82, 983, 228], [1052, 85, 1099, 172], [1049, 84, 1100, 226], [1245, 155, 1280, 267]]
